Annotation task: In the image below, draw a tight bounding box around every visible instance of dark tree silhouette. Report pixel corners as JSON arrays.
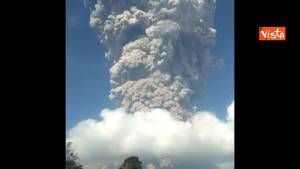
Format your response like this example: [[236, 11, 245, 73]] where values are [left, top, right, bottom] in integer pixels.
[[66, 142, 83, 169], [119, 156, 142, 169]]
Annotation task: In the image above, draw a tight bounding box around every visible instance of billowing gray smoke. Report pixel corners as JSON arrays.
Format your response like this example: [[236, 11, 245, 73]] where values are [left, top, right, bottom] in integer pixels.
[[86, 0, 218, 119]]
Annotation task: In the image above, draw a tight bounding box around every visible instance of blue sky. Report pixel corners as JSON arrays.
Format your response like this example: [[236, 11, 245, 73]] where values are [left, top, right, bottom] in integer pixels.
[[66, 0, 234, 130]]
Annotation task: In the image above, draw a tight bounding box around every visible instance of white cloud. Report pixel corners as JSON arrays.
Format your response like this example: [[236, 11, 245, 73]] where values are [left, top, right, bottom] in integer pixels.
[[227, 101, 234, 121], [218, 161, 234, 169], [67, 101, 234, 169]]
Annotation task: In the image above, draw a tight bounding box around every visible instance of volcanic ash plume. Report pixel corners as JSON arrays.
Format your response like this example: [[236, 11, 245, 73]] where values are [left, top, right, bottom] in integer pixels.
[[86, 0, 218, 119]]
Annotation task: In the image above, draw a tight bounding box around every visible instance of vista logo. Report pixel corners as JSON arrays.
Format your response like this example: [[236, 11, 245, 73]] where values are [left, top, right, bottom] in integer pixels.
[[259, 27, 286, 41]]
